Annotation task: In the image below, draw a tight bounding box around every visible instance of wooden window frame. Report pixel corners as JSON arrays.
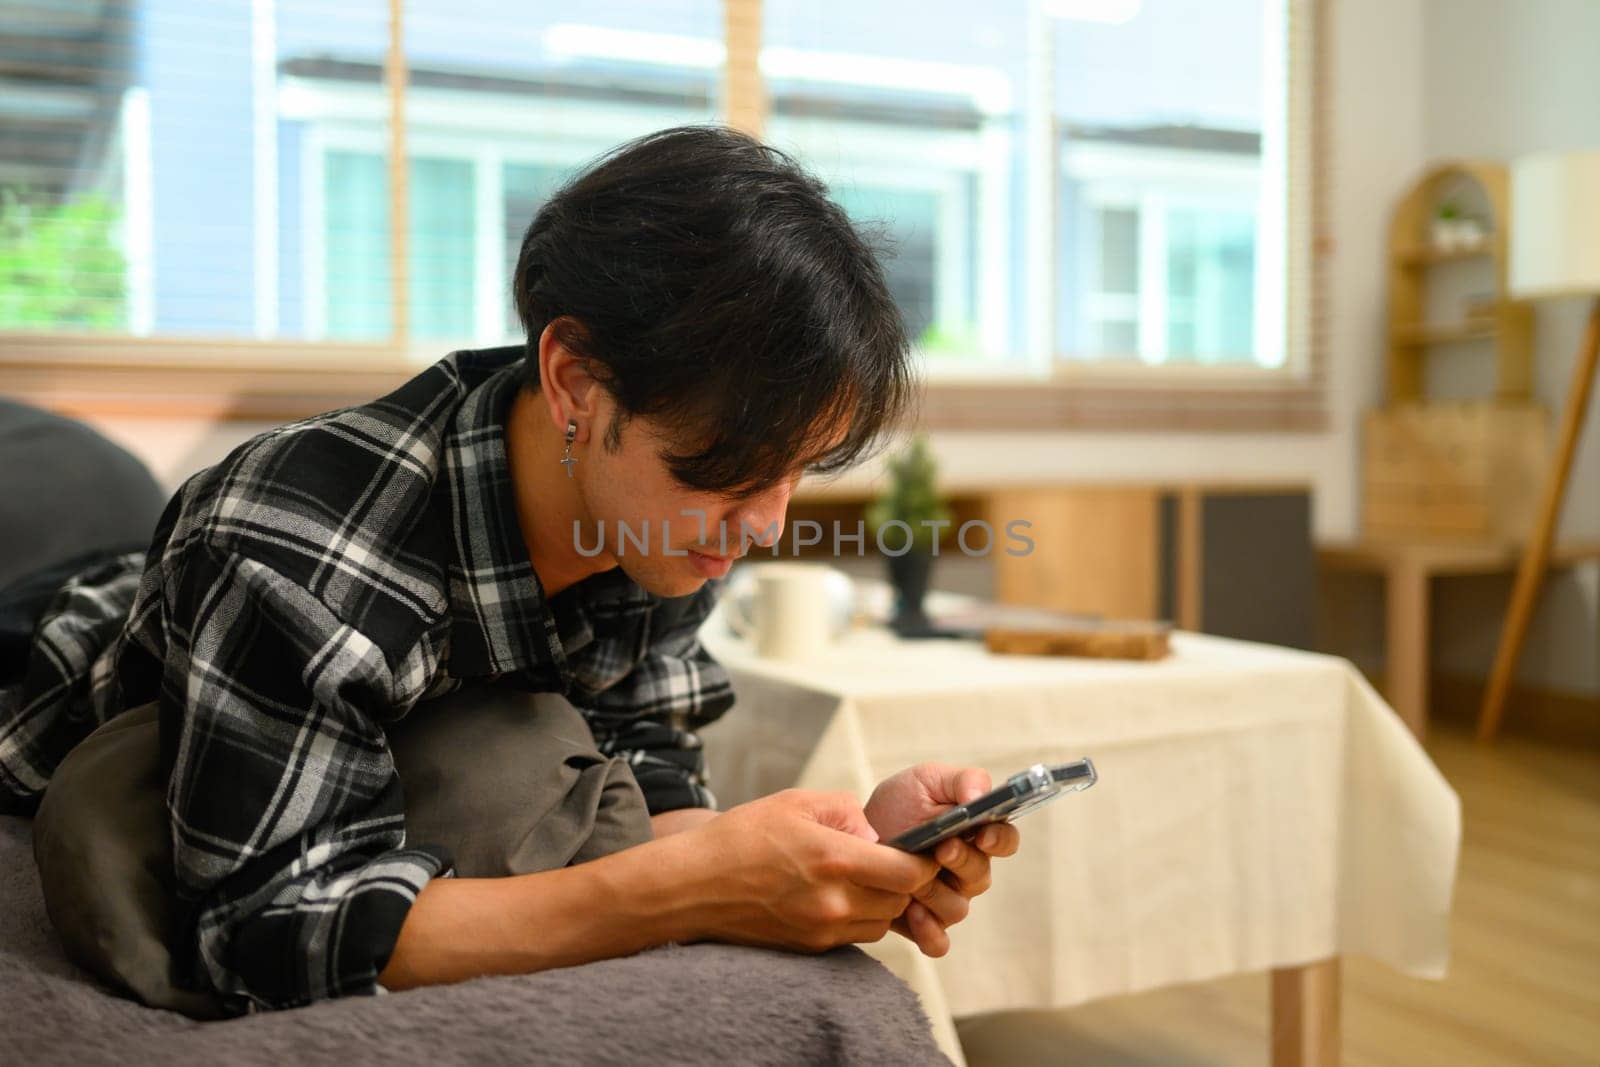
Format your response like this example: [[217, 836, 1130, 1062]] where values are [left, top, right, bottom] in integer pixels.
[[0, 0, 1327, 433]]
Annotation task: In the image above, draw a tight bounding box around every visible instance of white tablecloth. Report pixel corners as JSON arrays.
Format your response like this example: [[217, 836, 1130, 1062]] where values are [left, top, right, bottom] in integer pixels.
[[697, 610, 1461, 1062]]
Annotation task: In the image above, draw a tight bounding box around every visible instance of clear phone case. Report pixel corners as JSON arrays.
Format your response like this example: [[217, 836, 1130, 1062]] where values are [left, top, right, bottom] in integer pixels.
[[888, 757, 1097, 853]]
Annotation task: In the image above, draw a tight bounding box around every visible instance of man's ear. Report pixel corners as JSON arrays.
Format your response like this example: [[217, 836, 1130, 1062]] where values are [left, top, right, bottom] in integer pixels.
[[537, 318, 602, 441]]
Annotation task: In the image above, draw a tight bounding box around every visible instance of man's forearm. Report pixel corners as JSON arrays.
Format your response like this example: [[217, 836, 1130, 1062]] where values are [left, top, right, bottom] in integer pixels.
[[377, 836, 703, 992], [650, 807, 718, 837]]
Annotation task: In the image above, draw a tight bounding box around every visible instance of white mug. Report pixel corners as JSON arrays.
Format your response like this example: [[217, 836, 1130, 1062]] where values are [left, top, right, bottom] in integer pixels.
[[725, 562, 851, 661]]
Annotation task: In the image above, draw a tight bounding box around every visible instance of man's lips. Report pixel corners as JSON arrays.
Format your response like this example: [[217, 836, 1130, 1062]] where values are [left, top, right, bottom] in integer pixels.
[[688, 547, 743, 561], [687, 549, 737, 578]]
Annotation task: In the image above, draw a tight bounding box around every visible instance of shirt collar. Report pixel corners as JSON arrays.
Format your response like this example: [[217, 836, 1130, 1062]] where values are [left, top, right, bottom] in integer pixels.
[[440, 349, 656, 681]]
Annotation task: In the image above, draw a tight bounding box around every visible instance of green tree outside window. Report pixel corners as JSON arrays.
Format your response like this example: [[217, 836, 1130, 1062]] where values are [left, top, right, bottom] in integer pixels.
[[0, 188, 126, 330]]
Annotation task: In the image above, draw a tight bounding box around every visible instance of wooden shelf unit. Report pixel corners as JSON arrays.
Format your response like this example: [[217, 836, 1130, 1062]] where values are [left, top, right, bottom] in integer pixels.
[[1365, 161, 1550, 543], [1385, 161, 1533, 402]]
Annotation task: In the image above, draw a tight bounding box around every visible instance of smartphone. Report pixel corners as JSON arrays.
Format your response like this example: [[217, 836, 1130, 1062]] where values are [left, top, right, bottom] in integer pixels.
[[886, 758, 1097, 854]]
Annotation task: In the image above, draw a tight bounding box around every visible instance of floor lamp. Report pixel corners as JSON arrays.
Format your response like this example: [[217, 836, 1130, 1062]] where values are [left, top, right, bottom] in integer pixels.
[[1478, 150, 1600, 740]]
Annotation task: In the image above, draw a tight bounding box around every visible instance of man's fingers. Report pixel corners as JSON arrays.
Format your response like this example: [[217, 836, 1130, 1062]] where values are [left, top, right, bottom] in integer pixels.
[[890, 903, 952, 958], [844, 885, 916, 922], [911, 872, 971, 927], [842, 919, 897, 946], [933, 837, 993, 897], [904, 901, 950, 957], [975, 821, 1021, 857], [825, 831, 941, 893]]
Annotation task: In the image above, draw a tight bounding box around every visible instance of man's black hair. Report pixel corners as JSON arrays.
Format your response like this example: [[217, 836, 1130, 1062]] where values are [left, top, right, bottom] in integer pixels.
[[512, 125, 915, 497]]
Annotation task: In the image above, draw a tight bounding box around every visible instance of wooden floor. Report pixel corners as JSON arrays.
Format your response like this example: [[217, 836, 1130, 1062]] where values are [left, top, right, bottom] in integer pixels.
[[957, 724, 1600, 1067]]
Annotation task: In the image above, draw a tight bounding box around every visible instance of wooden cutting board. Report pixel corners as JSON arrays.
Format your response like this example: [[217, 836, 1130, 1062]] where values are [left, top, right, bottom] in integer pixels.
[[983, 620, 1171, 660]]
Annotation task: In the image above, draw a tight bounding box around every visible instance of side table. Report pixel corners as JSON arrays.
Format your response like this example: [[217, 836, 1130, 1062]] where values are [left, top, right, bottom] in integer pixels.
[[1315, 538, 1600, 737]]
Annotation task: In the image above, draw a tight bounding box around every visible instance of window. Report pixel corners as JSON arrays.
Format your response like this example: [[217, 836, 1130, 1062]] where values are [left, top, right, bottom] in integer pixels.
[[0, 0, 717, 347], [1084, 205, 1141, 356], [762, 0, 1029, 368], [758, 0, 1306, 375], [1165, 205, 1257, 362], [501, 163, 567, 335], [289, 2, 721, 350], [1051, 0, 1291, 369], [2, 0, 1318, 426], [1070, 170, 1263, 365]]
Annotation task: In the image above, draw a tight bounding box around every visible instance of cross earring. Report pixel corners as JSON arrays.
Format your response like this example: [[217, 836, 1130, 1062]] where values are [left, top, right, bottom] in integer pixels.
[[560, 420, 577, 478]]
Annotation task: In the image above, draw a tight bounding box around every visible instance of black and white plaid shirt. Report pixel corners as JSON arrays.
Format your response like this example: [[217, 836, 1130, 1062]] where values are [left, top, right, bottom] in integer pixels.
[[0, 345, 736, 1014]]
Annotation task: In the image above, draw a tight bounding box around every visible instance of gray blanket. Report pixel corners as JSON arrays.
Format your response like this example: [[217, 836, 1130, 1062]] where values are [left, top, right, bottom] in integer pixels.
[[1, 815, 950, 1066]]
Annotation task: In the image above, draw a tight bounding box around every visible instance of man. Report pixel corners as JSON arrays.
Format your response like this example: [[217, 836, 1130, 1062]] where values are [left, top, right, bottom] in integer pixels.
[[0, 126, 1018, 1013]]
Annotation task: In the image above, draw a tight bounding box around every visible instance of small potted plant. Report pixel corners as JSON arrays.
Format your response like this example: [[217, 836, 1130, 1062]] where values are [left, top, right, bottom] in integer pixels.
[[865, 434, 951, 636], [1432, 199, 1486, 252], [1432, 200, 1462, 251]]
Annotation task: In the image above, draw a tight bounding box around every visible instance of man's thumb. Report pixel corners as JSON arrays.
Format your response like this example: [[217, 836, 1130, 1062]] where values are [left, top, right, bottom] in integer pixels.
[[921, 762, 992, 805]]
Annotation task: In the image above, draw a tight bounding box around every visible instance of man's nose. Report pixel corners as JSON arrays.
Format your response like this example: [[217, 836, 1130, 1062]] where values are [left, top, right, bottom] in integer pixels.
[[733, 479, 795, 551]]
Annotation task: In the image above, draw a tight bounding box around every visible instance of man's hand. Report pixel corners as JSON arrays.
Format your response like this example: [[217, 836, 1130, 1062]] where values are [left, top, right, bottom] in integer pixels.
[[381, 789, 939, 991], [671, 789, 941, 954], [863, 763, 1021, 958]]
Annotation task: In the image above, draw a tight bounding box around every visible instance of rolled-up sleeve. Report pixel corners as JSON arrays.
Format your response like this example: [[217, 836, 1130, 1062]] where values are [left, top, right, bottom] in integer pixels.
[[162, 542, 453, 1013]]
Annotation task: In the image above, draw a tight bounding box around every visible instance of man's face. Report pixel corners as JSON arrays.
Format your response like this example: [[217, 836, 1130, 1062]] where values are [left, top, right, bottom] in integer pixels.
[[576, 402, 806, 599]]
